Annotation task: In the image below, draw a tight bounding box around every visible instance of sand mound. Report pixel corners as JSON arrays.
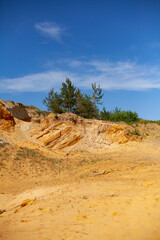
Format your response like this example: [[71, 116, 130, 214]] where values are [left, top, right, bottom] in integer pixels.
[[29, 112, 142, 152], [0, 102, 160, 240], [0, 99, 157, 155]]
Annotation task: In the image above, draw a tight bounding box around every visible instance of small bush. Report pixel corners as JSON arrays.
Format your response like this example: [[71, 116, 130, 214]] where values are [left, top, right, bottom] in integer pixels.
[[100, 107, 110, 120], [100, 107, 139, 123]]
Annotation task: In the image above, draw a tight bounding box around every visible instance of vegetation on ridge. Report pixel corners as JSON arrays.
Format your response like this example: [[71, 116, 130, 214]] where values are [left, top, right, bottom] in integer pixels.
[[43, 78, 139, 123], [100, 106, 139, 123]]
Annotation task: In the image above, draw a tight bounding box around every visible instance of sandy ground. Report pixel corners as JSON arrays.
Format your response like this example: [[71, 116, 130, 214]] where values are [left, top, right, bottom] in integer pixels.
[[0, 139, 160, 240]]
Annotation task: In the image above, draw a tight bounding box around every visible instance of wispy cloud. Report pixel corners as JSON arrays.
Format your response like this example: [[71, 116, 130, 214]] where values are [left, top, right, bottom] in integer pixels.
[[1, 60, 160, 92], [0, 71, 76, 92], [68, 60, 160, 90], [35, 22, 66, 42]]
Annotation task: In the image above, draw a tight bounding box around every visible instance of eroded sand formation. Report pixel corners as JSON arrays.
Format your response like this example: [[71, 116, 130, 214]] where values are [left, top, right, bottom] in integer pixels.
[[0, 100, 160, 240]]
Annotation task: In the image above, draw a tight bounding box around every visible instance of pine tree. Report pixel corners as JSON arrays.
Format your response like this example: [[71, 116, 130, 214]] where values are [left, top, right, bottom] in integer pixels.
[[92, 82, 104, 118], [82, 94, 95, 119], [75, 88, 84, 116], [100, 107, 110, 120], [74, 89, 95, 119], [43, 88, 63, 113], [60, 78, 76, 112], [43, 80, 103, 119]]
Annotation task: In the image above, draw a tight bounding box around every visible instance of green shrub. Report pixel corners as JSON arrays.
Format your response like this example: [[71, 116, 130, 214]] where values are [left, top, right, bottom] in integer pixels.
[[110, 110, 138, 123], [100, 107, 139, 123], [100, 107, 110, 120]]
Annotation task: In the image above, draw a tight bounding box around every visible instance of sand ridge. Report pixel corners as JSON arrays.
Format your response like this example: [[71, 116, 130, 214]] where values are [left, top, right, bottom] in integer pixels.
[[0, 110, 160, 239]]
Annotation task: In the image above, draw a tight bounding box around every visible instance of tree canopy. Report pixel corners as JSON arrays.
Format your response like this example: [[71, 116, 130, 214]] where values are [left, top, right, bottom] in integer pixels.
[[43, 78, 100, 119], [43, 78, 139, 123], [43, 88, 63, 114], [60, 78, 76, 112]]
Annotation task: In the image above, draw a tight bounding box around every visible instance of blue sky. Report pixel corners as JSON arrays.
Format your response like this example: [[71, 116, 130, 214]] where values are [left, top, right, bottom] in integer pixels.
[[1, 0, 160, 120]]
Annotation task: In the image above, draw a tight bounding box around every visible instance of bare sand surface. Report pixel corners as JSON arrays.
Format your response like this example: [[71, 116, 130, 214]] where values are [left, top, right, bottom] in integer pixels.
[[0, 140, 160, 240]]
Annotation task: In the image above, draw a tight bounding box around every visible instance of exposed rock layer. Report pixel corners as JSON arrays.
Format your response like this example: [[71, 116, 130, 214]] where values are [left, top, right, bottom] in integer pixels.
[[0, 103, 15, 130], [0, 98, 47, 122], [0, 99, 146, 153], [30, 112, 142, 152]]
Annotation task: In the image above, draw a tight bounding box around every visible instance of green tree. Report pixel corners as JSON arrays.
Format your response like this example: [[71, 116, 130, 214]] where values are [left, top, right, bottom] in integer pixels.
[[100, 107, 110, 120], [43, 79, 103, 119], [80, 94, 95, 119], [74, 89, 95, 119], [60, 78, 76, 112], [92, 82, 104, 118], [43, 88, 63, 113], [75, 88, 84, 116]]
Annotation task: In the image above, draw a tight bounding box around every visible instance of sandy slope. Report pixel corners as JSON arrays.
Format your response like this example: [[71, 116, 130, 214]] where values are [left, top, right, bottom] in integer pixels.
[[0, 111, 160, 240], [0, 142, 160, 240]]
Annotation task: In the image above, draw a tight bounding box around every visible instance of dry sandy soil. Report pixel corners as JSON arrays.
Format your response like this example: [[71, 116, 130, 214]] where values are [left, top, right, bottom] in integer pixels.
[[0, 112, 160, 240]]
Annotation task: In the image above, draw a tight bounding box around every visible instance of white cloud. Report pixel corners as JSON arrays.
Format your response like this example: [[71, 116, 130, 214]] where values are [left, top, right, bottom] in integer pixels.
[[35, 22, 66, 42], [0, 71, 76, 92], [70, 60, 160, 90], [1, 60, 160, 92]]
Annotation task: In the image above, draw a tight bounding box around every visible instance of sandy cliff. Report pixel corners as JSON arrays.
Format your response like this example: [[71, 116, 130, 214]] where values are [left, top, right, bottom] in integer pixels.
[[0, 100, 160, 240], [0, 98, 47, 122], [29, 112, 143, 152], [0, 103, 15, 131]]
